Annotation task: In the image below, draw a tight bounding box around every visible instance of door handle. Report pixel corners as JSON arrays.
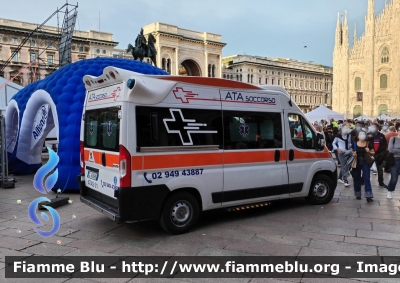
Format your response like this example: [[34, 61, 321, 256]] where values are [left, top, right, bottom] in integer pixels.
[[289, 149, 294, 161], [274, 150, 280, 162], [102, 152, 106, 167]]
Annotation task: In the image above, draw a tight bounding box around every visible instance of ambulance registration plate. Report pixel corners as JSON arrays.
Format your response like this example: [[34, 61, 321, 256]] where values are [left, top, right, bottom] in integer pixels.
[[87, 171, 98, 181]]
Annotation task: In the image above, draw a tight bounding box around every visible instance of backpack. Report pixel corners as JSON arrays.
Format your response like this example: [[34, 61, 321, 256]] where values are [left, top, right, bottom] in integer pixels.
[[383, 137, 397, 170], [336, 134, 350, 150]]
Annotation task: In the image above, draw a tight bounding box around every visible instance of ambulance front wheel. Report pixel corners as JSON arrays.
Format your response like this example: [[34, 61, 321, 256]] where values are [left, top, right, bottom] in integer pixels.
[[159, 191, 200, 235], [306, 175, 335, 205]]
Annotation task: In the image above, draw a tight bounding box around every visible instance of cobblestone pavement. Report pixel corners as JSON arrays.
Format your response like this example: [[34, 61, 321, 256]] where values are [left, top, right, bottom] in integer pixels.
[[0, 171, 400, 283]]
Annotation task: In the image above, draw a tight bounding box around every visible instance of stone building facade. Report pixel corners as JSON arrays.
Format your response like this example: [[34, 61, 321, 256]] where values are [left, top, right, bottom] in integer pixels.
[[0, 18, 118, 86], [333, 0, 400, 118], [140, 22, 226, 78], [222, 55, 333, 113]]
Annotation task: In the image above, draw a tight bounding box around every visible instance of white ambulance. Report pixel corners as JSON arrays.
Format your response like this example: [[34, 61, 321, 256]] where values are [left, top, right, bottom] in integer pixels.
[[79, 66, 337, 234]]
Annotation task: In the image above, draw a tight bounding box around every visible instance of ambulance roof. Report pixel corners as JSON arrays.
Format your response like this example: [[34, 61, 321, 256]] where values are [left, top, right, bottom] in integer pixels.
[[83, 67, 264, 92], [83, 67, 299, 111]]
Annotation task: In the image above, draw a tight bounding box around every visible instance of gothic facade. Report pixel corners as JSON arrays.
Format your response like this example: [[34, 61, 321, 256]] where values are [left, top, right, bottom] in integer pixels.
[[333, 0, 400, 118]]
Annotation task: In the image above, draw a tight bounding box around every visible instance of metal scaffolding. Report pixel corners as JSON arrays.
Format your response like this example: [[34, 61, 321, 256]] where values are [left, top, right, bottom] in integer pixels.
[[0, 116, 14, 188], [0, 1, 78, 74]]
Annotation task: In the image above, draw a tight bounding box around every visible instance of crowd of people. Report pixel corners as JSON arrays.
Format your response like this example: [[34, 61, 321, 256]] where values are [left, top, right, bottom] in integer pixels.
[[317, 118, 400, 202]]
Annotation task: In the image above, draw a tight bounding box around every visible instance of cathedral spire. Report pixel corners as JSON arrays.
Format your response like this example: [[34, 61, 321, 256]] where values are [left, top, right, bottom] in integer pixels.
[[336, 12, 340, 30], [343, 10, 349, 47], [368, 0, 375, 17], [335, 12, 342, 47], [354, 22, 357, 44]]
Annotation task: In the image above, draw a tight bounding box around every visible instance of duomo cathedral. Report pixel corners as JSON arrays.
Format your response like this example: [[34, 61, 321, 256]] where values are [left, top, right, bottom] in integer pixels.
[[333, 0, 400, 118]]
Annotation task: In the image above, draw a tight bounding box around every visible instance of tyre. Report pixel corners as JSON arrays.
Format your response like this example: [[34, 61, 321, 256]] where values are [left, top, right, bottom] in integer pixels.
[[305, 174, 335, 205], [159, 191, 200, 235]]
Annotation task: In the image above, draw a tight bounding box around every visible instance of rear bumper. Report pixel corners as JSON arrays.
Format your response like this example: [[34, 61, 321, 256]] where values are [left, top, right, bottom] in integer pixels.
[[78, 174, 121, 223], [78, 174, 170, 223], [80, 195, 121, 223]]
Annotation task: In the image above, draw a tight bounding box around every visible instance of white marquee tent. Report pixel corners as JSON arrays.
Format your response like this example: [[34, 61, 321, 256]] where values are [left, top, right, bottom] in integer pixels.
[[377, 114, 390, 120], [0, 77, 23, 115], [305, 105, 344, 122], [354, 114, 373, 120]]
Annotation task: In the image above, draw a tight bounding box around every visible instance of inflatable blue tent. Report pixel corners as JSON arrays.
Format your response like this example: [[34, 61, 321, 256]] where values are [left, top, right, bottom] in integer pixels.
[[6, 58, 168, 192]]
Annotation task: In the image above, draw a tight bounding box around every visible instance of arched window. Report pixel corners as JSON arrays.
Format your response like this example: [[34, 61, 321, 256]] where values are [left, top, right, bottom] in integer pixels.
[[247, 74, 250, 83], [251, 74, 253, 83], [236, 75, 239, 81], [381, 47, 389, 63], [240, 74, 242, 82], [208, 64, 211, 77], [230, 74, 233, 80], [167, 59, 171, 73], [161, 58, 166, 70], [223, 74, 226, 79], [378, 104, 388, 116], [212, 64, 215, 77], [355, 77, 361, 91], [380, 74, 388, 89]]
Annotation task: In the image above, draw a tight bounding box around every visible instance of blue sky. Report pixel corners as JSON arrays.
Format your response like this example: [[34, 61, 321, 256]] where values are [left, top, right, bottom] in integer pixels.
[[1, 0, 388, 66]]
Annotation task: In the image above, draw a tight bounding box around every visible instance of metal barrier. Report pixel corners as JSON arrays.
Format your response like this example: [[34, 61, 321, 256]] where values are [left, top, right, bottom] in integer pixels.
[[0, 115, 15, 188]]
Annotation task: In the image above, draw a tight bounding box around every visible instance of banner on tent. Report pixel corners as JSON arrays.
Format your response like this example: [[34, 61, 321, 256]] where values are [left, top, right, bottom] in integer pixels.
[[31, 104, 49, 149]]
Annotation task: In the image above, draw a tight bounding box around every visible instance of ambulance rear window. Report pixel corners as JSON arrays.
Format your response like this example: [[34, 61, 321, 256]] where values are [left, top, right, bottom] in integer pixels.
[[84, 107, 120, 152]]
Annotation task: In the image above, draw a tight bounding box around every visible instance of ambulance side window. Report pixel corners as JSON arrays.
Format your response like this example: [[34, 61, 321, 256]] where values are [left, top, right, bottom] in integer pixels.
[[223, 111, 282, 150], [289, 114, 315, 149], [136, 106, 223, 149]]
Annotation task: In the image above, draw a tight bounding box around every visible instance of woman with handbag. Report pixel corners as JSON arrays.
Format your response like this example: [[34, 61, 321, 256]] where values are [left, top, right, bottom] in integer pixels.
[[351, 130, 375, 202], [387, 131, 400, 199]]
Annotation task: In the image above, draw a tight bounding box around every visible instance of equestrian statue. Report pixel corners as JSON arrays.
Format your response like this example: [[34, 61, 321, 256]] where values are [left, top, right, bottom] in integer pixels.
[[126, 28, 157, 67]]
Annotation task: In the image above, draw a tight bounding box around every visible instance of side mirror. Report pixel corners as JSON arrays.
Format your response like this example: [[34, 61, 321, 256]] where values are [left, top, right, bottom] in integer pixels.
[[316, 132, 326, 151]]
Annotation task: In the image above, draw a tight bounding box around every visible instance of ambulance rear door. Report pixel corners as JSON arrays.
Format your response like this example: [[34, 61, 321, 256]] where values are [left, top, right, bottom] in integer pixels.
[[83, 83, 123, 209]]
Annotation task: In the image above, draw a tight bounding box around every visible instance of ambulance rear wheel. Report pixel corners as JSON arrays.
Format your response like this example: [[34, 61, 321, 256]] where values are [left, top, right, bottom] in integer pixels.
[[159, 192, 200, 235], [306, 175, 335, 205]]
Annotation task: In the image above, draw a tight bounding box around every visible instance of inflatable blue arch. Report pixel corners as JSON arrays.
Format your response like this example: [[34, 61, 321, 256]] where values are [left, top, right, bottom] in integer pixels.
[[6, 58, 168, 192]]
